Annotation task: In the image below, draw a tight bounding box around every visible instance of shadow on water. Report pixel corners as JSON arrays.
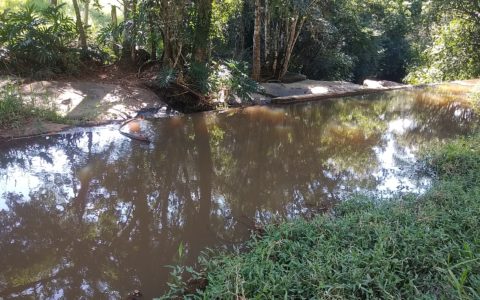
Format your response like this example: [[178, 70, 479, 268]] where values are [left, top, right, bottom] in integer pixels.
[[0, 84, 478, 298]]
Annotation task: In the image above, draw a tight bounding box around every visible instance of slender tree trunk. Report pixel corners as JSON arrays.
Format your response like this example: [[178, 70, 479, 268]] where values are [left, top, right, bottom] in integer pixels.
[[111, 5, 118, 25], [236, 1, 249, 58], [111, 5, 119, 56], [193, 0, 213, 64], [278, 15, 298, 80], [237, 14, 245, 58], [264, 0, 269, 66], [278, 16, 305, 80], [83, 0, 90, 29], [130, 0, 138, 63], [121, 0, 134, 67], [272, 22, 279, 74], [252, 0, 261, 81], [148, 13, 157, 60], [160, 0, 174, 67], [162, 28, 173, 67], [72, 0, 87, 51]]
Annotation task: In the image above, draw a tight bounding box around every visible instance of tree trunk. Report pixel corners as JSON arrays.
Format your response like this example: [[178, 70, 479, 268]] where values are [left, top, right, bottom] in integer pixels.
[[111, 5, 118, 25], [130, 0, 138, 63], [160, 0, 173, 67], [278, 15, 305, 80], [50, 0, 57, 6], [121, 0, 134, 67], [272, 22, 279, 74], [83, 0, 90, 29], [193, 0, 213, 64], [264, 0, 269, 66], [148, 13, 157, 60], [162, 28, 173, 67], [252, 0, 261, 81], [72, 0, 87, 51], [111, 5, 119, 56]]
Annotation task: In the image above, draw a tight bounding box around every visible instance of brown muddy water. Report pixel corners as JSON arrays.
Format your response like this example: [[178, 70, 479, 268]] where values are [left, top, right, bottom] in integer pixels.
[[0, 84, 478, 299]]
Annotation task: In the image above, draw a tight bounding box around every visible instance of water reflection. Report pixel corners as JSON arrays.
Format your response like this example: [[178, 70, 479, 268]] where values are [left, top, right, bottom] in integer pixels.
[[0, 85, 478, 298]]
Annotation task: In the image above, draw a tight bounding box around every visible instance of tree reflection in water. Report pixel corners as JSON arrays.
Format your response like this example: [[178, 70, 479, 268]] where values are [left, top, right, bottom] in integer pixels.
[[0, 86, 477, 298]]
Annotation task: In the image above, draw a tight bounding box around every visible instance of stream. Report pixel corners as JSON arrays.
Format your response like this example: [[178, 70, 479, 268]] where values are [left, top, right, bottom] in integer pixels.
[[0, 84, 478, 299]]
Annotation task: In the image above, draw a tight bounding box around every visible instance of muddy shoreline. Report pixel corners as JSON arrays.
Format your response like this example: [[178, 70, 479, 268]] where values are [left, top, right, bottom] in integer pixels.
[[0, 77, 458, 141]]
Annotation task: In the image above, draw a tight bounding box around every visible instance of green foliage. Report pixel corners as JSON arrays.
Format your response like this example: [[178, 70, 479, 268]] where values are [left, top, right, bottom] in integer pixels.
[[0, 84, 27, 128], [96, 21, 123, 59], [425, 137, 480, 187], [155, 67, 178, 88], [188, 62, 211, 94], [0, 4, 81, 77], [161, 135, 480, 299], [0, 83, 67, 128], [1, 0, 478, 87], [215, 60, 261, 102], [175, 60, 261, 103], [293, 0, 418, 82], [211, 0, 242, 43], [156, 265, 205, 300], [406, 18, 480, 84]]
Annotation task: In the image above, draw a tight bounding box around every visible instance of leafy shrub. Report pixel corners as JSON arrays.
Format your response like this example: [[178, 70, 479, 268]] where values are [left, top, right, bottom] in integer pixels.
[[158, 60, 261, 104], [406, 19, 480, 84], [96, 21, 124, 60], [0, 4, 80, 77], [155, 67, 178, 88], [217, 60, 261, 102], [188, 62, 211, 94], [0, 83, 26, 128], [204, 60, 261, 104]]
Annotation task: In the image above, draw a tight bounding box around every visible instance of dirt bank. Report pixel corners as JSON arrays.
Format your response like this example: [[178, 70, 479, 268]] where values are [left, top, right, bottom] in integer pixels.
[[0, 79, 168, 140], [3, 77, 476, 140]]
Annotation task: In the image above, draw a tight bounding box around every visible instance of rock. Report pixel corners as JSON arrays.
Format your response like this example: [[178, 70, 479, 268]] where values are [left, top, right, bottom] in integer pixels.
[[281, 72, 307, 83], [363, 79, 404, 89], [380, 80, 404, 87], [363, 79, 384, 89]]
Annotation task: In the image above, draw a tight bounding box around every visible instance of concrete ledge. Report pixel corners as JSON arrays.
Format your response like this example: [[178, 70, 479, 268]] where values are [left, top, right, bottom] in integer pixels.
[[271, 87, 406, 104]]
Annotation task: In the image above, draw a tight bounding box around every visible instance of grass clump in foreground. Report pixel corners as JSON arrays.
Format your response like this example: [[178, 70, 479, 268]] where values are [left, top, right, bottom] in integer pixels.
[[160, 136, 480, 299], [0, 84, 67, 129]]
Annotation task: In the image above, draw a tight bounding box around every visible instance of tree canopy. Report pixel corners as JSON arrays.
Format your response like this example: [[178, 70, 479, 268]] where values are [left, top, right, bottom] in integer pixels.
[[0, 0, 479, 96]]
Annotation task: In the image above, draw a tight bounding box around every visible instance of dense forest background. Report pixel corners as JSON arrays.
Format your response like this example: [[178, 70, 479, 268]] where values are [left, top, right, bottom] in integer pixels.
[[1, 0, 479, 89]]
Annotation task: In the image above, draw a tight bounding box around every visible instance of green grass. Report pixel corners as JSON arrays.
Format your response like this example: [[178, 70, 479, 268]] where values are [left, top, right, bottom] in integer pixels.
[[0, 83, 68, 129], [160, 136, 480, 299]]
